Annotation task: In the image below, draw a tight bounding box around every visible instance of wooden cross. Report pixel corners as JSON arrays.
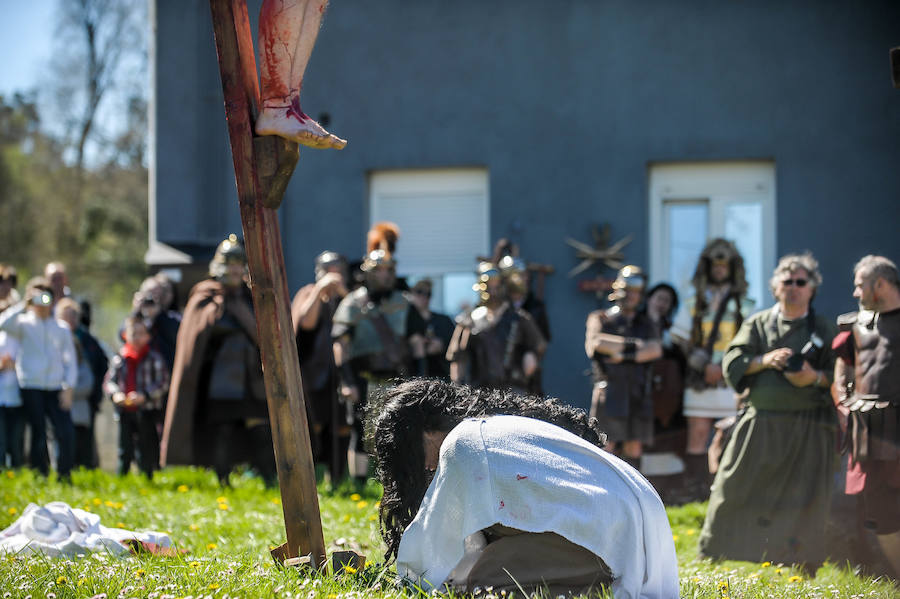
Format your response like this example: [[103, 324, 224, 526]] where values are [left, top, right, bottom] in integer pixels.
[[207, 0, 326, 568]]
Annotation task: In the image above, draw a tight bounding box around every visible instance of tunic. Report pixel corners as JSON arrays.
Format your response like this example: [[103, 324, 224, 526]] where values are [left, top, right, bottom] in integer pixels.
[[586, 307, 658, 444], [699, 305, 837, 566], [833, 308, 900, 534], [446, 304, 545, 393], [671, 291, 755, 419]]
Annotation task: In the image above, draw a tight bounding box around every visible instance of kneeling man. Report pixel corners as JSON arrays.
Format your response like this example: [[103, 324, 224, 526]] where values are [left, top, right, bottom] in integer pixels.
[[372, 379, 678, 599]]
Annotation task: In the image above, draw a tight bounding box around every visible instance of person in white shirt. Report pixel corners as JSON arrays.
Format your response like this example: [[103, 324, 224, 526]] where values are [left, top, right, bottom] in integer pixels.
[[0, 329, 23, 468], [0, 278, 77, 479], [371, 379, 679, 599]]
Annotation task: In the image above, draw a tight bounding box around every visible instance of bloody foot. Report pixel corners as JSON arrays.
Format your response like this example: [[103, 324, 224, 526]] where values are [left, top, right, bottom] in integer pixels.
[[256, 97, 346, 150]]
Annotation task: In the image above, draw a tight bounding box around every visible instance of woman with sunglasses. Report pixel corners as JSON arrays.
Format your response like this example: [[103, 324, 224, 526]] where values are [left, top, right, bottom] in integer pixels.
[[699, 252, 838, 574]]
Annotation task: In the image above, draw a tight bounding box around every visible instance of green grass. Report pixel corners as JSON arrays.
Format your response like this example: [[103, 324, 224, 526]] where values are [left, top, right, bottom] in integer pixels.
[[0, 467, 896, 598]]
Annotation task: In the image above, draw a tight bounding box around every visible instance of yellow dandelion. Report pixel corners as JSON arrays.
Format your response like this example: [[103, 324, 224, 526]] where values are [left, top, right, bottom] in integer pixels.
[[375, 501, 380, 508], [672, 534, 679, 542], [343, 565, 357, 574], [690, 577, 700, 583], [92, 498, 102, 505], [4, 471, 13, 479], [7, 507, 16, 516], [761, 561, 771, 568], [270, 497, 281, 505], [368, 514, 377, 521], [216, 496, 227, 503], [177, 484, 189, 493], [189, 561, 201, 569], [342, 514, 351, 523], [83, 505, 92, 512], [77, 579, 85, 586], [217, 503, 229, 511], [56, 576, 67, 585], [189, 524, 200, 531], [135, 568, 146, 578], [208, 583, 220, 589], [350, 493, 361, 501], [207, 543, 217, 550], [356, 500, 368, 509], [117, 522, 126, 528], [775, 568, 783, 575], [104, 500, 115, 507], [114, 502, 124, 509], [788, 575, 803, 583], [686, 528, 696, 535]]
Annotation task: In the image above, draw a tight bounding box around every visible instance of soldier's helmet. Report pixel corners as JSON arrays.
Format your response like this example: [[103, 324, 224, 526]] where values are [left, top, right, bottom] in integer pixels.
[[472, 261, 502, 303], [209, 234, 247, 279], [498, 255, 528, 296], [314, 251, 347, 281], [608, 264, 647, 302], [360, 249, 396, 272]]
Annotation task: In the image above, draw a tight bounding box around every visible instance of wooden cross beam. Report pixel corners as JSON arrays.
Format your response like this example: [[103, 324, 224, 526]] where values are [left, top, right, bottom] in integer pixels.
[[208, 0, 325, 568]]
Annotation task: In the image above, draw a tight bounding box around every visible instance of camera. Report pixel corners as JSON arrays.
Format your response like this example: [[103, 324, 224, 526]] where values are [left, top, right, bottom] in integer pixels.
[[30, 291, 53, 307], [784, 333, 824, 372], [138, 294, 157, 307]]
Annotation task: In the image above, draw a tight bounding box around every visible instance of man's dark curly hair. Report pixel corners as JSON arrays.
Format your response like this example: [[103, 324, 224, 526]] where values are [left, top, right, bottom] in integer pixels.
[[369, 378, 607, 562]]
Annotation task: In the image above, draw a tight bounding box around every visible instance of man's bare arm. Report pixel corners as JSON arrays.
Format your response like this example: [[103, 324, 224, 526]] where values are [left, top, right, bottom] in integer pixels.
[[292, 273, 347, 332]]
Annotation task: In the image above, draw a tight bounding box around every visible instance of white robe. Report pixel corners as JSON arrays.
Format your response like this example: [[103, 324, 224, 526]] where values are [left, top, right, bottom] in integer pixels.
[[397, 415, 679, 599], [0, 502, 171, 557]]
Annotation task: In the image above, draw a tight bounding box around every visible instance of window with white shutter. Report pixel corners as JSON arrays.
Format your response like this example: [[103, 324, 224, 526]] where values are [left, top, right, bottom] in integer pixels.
[[370, 168, 490, 316]]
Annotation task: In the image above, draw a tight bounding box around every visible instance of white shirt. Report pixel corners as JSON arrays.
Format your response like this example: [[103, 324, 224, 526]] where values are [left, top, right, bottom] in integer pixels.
[[0, 331, 20, 407], [397, 415, 679, 599], [0, 304, 77, 391]]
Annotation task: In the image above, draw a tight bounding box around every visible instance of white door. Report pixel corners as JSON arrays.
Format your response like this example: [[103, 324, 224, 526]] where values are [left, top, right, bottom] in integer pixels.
[[648, 162, 776, 308], [369, 168, 490, 316]]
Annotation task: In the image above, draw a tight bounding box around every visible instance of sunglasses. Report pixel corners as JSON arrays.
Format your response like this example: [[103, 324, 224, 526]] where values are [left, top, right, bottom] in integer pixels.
[[781, 278, 808, 287]]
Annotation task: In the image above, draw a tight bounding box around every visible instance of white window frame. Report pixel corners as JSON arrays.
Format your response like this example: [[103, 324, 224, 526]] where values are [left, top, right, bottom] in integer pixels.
[[369, 168, 490, 314], [648, 161, 777, 307]]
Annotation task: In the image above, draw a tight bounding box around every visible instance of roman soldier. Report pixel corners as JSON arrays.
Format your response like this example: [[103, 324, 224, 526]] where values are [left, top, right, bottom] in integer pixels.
[[585, 265, 662, 470], [446, 260, 546, 394], [833, 255, 900, 579], [332, 223, 426, 479], [292, 250, 350, 480]]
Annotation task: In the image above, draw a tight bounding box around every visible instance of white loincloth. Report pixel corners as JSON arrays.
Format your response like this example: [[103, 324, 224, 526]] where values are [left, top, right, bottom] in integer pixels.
[[396, 415, 679, 599], [0, 502, 171, 557], [683, 386, 738, 419]]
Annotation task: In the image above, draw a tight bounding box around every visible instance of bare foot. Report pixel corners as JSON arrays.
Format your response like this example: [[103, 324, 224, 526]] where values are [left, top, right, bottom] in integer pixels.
[[256, 97, 347, 149]]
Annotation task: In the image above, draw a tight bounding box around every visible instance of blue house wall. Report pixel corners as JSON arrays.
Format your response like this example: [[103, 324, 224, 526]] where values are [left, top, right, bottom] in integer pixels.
[[152, 0, 900, 408]]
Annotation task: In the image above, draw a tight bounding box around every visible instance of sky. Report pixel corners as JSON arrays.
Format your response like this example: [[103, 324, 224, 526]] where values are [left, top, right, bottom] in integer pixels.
[[0, 0, 57, 98]]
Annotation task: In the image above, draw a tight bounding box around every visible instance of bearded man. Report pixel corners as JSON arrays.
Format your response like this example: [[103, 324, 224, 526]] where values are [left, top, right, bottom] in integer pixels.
[[833, 255, 900, 579], [670, 238, 754, 500]]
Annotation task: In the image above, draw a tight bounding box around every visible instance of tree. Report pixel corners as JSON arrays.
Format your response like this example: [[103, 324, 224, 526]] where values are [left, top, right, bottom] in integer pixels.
[[48, 0, 146, 175], [0, 1, 150, 344]]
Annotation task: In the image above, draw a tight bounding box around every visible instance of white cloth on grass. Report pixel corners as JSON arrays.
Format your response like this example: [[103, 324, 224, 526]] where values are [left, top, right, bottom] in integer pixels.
[[396, 415, 679, 599], [0, 501, 171, 557]]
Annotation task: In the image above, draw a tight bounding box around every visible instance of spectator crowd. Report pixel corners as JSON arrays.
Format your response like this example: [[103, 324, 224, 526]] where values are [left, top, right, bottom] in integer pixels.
[[1, 225, 898, 581]]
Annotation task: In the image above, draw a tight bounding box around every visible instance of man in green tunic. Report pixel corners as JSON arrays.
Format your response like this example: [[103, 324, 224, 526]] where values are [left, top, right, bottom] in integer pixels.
[[699, 252, 837, 572]]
